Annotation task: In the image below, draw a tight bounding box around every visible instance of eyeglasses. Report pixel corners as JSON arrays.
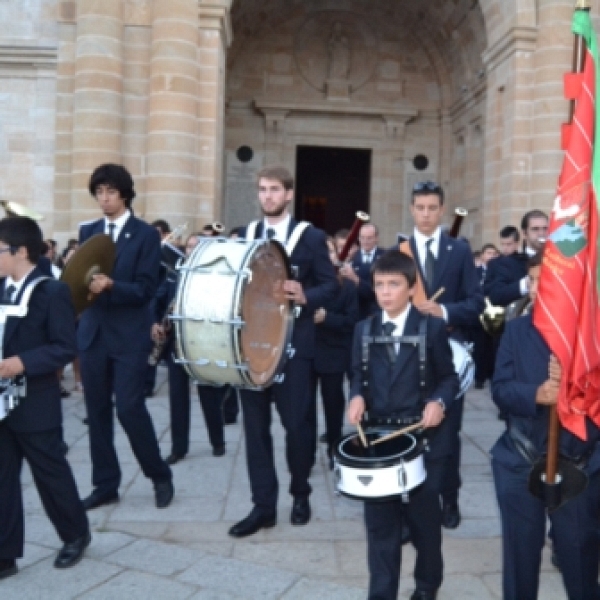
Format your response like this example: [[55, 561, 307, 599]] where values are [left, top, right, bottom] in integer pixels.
[[413, 181, 442, 193]]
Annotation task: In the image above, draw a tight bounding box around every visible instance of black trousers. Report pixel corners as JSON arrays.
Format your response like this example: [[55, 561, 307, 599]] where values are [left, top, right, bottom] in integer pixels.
[[364, 459, 445, 599], [493, 459, 600, 600], [311, 370, 346, 451], [0, 424, 88, 558], [166, 354, 225, 456], [440, 394, 464, 504], [469, 323, 495, 384], [239, 358, 313, 513], [80, 339, 171, 495]]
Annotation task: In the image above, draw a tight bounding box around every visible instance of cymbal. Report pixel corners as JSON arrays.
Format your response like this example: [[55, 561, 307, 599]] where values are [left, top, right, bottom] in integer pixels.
[[60, 234, 115, 315], [0, 200, 44, 221]]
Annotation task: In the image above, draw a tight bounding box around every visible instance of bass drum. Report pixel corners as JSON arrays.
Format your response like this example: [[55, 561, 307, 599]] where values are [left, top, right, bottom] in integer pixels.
[[334, 430, 426, 501], [449, 339, 475, 397], [172, 238, 293, 389]]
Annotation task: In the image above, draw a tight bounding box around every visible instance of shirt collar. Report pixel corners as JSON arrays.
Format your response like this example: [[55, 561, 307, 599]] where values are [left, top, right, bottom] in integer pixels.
[[382, 304, 412, 336], [262, 214, 291, 243], [413, 227, 441, 258], [6, 266, 36, 301], [105, 210, 131, 240]]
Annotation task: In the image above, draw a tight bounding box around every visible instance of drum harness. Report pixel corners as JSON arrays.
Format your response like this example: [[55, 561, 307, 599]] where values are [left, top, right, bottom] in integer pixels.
[[0, 277, 50, 418], [359, 314, 431, 503]]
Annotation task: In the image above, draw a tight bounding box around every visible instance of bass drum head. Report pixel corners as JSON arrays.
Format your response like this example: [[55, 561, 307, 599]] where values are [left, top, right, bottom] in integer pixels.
[[240, 240, 293, 387], [335, 430, 418, 469]]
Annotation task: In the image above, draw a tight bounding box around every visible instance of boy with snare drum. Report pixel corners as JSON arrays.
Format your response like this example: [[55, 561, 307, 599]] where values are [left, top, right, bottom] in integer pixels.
[[347, 249, 458, 600]]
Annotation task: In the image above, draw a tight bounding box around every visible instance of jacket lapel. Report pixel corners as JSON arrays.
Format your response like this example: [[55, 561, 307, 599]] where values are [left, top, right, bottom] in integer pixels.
[[115, 215, 138, 261], [432, 232, 452, 292], [391, 307, 421, 385], [3, 267, 44, 346]]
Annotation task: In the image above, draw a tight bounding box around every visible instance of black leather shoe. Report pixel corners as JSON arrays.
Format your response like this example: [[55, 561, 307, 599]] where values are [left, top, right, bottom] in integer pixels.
[[442, 502, 461, 529], [82, 491, 119, 510], [212, 445, 226, 457], [0, 559, 17, 580], [410, 590, 437, 600], [165, 453, 185, 465], [54, 531, 91, 569], [154, 480, 174, 509], [229, 508, 277, 538], [291, 497, 311, 526], [60, 386, 71, 398], [223, 416, 237, 425]]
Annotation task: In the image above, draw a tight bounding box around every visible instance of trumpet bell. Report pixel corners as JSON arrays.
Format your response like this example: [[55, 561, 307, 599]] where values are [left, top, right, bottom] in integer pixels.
[[480, 298, 505, 336], [0, 200, 44, 221]]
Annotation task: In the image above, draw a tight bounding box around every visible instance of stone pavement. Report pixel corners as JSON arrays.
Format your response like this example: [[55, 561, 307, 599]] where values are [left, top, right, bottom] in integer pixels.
[[3, 367, 567, 599]]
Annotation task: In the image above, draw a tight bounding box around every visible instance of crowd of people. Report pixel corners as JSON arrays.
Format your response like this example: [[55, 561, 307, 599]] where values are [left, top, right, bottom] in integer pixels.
[[0, 163, 598, 600]]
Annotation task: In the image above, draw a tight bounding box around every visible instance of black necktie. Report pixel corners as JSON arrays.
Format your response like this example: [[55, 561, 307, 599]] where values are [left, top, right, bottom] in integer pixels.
[[382, 321, 397, 362], [266, 228, 276, 240], [2, 284, 16, 305], [424, 239, 435, 285], [108, 222, 116, 242], [364, 252, 371, 264]]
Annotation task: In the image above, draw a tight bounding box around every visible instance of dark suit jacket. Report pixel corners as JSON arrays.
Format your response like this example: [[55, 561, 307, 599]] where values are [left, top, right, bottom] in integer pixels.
[[409, 232, 484, 333], [491, 313, 600, 472], [351, 308, 459, 459], [314, 278, 359, 373], [350, 246, 385, 319], [1, 268, 77, 433], [77, 216, 160, 354], [242, 219, 338, 359], [484, 252, 529, 307], [475, 265, 486, 287]]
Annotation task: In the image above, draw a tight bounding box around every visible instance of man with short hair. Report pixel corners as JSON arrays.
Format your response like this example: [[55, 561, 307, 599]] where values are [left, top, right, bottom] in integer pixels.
[[401, 180, 484, 530], [340, 223, 384, 319], [78, 163, 174, 511], [228, 165, 337, 538], [0, 217, 90, 578], [485, 211, 548, 308], [498, 226, 520, 257]]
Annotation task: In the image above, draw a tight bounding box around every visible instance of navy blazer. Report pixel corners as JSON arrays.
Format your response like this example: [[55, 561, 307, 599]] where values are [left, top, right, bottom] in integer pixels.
[[491, 313, 600, 472], [314, 278, 359, 374], [241, 219, 338, 359], [350, 246, 385, 319], [77, 216, 160, 354], [350, 308, 459, 459], [409, 232, 484, 333], [1, 268, 77, 433], [484, 252, 529, 307]]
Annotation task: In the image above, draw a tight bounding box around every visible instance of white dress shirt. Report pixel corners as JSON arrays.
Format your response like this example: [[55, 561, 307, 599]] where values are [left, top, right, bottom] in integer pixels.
[[382, 304, 411, 353], [262, 214, 291, 244], [105, 210, 131, 242]]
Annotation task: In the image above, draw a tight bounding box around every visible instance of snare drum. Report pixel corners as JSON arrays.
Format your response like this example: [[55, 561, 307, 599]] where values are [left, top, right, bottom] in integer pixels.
[[449, 339, 475, 397], [334, 430, 426, 501], [172, 238, 294, 389]]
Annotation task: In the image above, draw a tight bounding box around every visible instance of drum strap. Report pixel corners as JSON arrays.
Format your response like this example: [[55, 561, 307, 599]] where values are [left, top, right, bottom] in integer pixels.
[[360, 315, 429, 411], [245, 220, 311, 256]]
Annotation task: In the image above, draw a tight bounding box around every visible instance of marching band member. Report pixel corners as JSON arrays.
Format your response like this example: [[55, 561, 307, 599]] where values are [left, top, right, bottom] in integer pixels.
[[228, 165, 337, 538], [403, 181, 484, 529], [78, 164, 174, 511], [347, 249, 458, 600], [491, 251, 600, 600], [0, 217, 90, 579]]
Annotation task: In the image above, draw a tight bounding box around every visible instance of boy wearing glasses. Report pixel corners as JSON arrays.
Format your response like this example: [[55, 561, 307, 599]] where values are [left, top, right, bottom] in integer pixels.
[[401, 181, 484, 530], [0, 217, 90, 579]]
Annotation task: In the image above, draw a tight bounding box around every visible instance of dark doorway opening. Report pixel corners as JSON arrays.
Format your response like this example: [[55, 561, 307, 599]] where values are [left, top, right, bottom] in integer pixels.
[[294, 146, 371, 234]]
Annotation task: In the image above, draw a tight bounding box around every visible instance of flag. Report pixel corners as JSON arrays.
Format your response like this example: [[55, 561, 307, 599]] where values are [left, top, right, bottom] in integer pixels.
[[533, 9, 600, 440]]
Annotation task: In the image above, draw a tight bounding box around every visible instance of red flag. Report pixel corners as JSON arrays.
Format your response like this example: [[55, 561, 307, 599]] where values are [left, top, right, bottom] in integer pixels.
[[534, 18, 600, 441]]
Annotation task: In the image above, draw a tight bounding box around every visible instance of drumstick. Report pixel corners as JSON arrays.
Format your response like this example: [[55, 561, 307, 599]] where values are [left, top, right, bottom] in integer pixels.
[[356, 421, 369, 448], [429, 287, 445, 302], [370, 421, 424, 446]]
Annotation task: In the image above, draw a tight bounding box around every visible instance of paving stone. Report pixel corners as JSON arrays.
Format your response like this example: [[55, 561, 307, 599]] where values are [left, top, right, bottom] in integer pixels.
[[81, 570, 198, 599], [85, 531, 137, 559], [177, 555, 300, 598], [105, 539, 203, 576], [282, 577, 365, 599]]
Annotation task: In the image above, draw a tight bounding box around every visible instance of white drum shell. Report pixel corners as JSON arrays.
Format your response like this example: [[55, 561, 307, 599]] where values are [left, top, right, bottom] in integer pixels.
[[335, 455, 426, 500]]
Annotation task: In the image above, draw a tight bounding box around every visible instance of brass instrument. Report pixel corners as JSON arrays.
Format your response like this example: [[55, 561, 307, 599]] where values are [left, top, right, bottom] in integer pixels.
[[480, 298, 505, 336], [338, 211, 370, 262], [211, 221, 225, 235], [0, 200, 44, 221]]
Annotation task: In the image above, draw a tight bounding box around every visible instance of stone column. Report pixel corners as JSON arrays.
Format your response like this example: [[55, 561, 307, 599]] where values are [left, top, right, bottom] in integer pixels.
[[71, 0, 123, 224], [197, 1, 232, 229], [146, 0, 200, 227]]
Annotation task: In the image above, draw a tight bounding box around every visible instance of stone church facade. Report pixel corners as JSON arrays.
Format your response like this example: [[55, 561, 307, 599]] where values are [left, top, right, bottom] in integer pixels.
[[0, 0, 594, 248]]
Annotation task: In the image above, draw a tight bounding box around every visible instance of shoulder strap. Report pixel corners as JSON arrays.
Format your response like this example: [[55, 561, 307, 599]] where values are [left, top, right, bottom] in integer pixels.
[[285, 221, 311, 256], [245, 220, 260, 241], [0, 277, 50, 322]]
